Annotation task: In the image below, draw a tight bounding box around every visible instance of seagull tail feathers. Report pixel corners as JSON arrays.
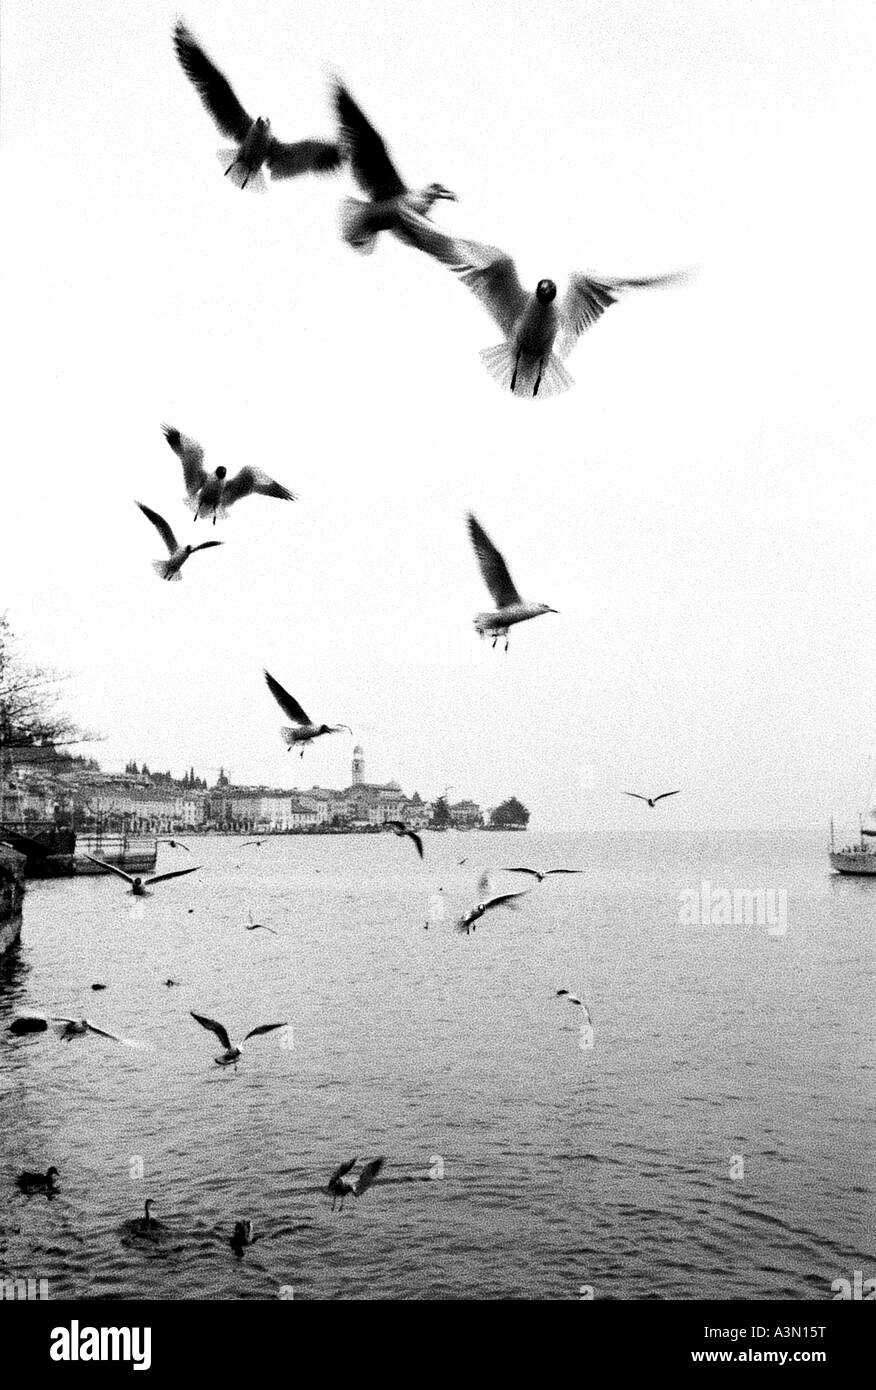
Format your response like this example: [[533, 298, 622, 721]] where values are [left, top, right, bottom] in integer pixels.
[[479, 344, 574, 400], [339, 197, 379, 254], [152, 559, 183, 582], [216, 150, 267, 194]]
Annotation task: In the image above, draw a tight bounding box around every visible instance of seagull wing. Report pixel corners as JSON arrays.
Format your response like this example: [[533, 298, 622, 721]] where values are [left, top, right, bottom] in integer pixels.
[[623, 792, 649, 802], [483, 891, 530, 913], [223, 466, 296, 507], [333, 82, 406, 199], [652, 790, 681, 803], [503, 867, 541, 879], [162, 424, 208, 496], [172, 22, 252, 142], [189, 541, 224, 555], [355, 1157, 385, 1195], [267, 137, 342, 179], [408, 831, 424, 860], [558, 269, 690, 359], [243, 1022, 288, 1042], [87, 856, 135, 884], [264, 671, 311, 726], [144, 866, 200, 886], [190, 1011, 232, 1052], [543, 868, 583, 876], [467, 513, 522, 608], [396, 211, 528, 338], [328, 1157, 358, 1188], [83, 1021, 126, 1043], [136, 502, 178, 556]]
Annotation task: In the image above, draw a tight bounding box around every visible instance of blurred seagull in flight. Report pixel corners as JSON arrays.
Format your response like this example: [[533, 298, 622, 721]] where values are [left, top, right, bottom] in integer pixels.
[[326, 1157, 386, 1211], [504, 867, 582, 884], [245, 911, 277, 935], [158, 838, 192, 853], [190, 1011, 289, 1066], [624, 790, 681, 808], [456, 889, 529, 936], [556, 989, 593, 1025], [86, 857, 200, 897], [384, 820, 424, 859], [264, 671, 351, 756], [44, 1015, 143, 1047], [333, 81, 456, 254], [172, 21, 341, 192], [136, 502, 222, 581], [467, 513, 556, 650], [162, 425, 296, 524], [397, 207, 689, 397]]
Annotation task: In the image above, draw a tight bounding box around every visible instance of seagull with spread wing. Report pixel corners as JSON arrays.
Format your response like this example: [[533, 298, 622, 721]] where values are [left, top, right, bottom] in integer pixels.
[[333, 81, 456, 254], [624, 790, 680, 808], [136, 502, 222, 581], [162, 425, 296, 524], [456, 889, 529, 936], [326, 1157, 385, 1211], [245, 910, 277, 935], [158, 838, 192, 853], [190, 1011, 289, 1066], [12, 1014, 145, 1047], [467, 513, 556, 650], [264, 670, 351, 756], [86, 856, 200, 897], [173, 21, 341, 192], [504, 867, 582, 884], [384, 820, 424, 859], [397, 206, 689, 397]]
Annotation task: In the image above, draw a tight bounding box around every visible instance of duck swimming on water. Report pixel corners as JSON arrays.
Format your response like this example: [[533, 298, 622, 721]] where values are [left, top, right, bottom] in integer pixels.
[[16, 1167, 59, 1194]]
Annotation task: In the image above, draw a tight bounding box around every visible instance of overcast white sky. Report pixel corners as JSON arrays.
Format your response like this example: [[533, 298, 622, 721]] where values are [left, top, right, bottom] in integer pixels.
[[2, 0, 875, 831]]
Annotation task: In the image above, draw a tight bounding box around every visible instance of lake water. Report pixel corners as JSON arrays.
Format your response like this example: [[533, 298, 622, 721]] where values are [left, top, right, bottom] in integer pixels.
[[0, 829, 873, 1300]]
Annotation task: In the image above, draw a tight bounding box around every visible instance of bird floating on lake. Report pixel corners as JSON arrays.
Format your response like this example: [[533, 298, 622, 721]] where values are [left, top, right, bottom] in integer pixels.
[[16, 1167, 59, 1195], [456, 889, 529, 935], [384, 820, 424, 859], [172, 21, 341, 192], [136, 502, 222, 581], [333, 82, 456, 254], [162, 425, 296, 524], [127, 1199, 162, 1236], [326, 1156, 385, 1211], [504, 867, 582, 883], [624, 790, 680, 808], [86, 857, 200, 896], [245, 911, 276, 935], [230, 1218, 256, 1253], [467, 513, 556, 650], [398, 206, 689, 397], [158, 838, 192, 853], [190, 1011, 288, 1066], [264, 670, 351, 756]]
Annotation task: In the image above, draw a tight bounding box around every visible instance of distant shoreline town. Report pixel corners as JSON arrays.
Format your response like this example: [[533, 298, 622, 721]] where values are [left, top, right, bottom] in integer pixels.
[[0, 743, 530, 835]]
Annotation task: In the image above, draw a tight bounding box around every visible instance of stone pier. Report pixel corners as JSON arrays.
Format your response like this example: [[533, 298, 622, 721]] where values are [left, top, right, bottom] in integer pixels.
[[0, 842, 26, 954]]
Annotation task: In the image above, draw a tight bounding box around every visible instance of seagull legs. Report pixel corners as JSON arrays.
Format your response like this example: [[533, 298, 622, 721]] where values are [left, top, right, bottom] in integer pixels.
[[533, 358, 545, 397], [510, 352, 521, 392]]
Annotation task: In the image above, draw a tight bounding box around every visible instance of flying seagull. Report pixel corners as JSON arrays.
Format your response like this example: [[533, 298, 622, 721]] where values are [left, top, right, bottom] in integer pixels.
[[162, 425, 296, 524], [504, 867, 582, 883], [624, 790, 680, 808], [172, 21, 341, 192], [397, 206, 689, 397], [264, 670, 351, 756], [384, 820, 424, 859], [86, 856, 200, 896], [467, 512, 556, 650], [326, 1156, 385, 1211], [556, 989, 593, 1025], [333, 81, 456, 254], [20, 1014, 144, 1047], [456, 889, 529, 936], [245, 911, 276, 935], [158, 838, 192, 853], [190, 1011, 288, 1066], [136, 502, 222, 581]]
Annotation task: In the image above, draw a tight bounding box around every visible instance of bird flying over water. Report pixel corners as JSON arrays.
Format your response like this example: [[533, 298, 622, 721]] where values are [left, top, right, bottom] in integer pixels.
[[456, 889, 529, 935], [556, 989, 593, 1025], [245, 911, 276, 935], [333, 81, 456, 253], [264, 670, 351, 756], [398, 207, 689, 397], [467, 513, 556, 650], [384, 820, 424, 859], [326, 1156, 385, 1211], [162, 425, 296, 524], [136, 502, 222, 581], [11, 1013, 144, 1047], [172, 21, 341, 192], [190, 1011, 288, 1066], [158, 838, 192, 853], [86, 857, 200, 896], [624, 790, 680, 808], [504, 867, 582, 883]]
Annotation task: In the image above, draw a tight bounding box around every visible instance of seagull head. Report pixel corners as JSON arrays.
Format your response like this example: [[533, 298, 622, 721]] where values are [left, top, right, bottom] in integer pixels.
[[46, 1167, 60, 1182], [536, 279, 557, 304], [427, 182, 457, 202], [215, 466, 228, 480], [254, 116, 271, 136], [144, 1198, 156, 1216], [534, 603, 558, 616]]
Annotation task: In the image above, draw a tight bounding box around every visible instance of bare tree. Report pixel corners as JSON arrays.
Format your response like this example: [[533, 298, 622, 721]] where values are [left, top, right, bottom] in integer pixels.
[[0, 613, 93, 756]]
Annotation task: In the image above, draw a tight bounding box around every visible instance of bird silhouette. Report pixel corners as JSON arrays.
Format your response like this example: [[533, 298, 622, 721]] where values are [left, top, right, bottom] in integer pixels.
[[264, 671, 351, 756], [468, 513, 556, 650], [136, 502, 222, 581], [624, 790, 680, 808], [326, 1156, 385, 1211], [162, 425, 296, 524]]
